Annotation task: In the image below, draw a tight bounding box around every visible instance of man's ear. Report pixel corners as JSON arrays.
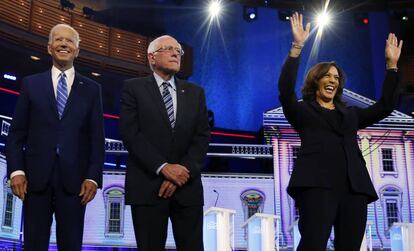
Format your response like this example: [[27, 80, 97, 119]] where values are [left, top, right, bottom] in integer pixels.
[[148, 53, 155, 62], [74, 47, 80, 58], [47, 44, 52, 55]]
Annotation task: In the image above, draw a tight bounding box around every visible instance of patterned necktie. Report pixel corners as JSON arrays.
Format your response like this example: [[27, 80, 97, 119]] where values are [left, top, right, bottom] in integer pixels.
[[162, 82, 175, 128], [57, 72, 68, 119]]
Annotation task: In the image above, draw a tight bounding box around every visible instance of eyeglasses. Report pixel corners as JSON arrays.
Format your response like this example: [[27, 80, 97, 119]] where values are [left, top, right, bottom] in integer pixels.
[[153, 46, 184, 56]]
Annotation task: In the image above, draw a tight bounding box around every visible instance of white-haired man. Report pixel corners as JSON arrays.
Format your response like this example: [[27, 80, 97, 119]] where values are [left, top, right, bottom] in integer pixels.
[[120, 35, 210, 251], [6, 23, 104, 250]]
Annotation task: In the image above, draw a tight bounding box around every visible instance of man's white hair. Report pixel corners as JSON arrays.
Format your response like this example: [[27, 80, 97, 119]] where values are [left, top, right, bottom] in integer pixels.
[[48, 24, 80, 47], [147, 35, 181, 54]]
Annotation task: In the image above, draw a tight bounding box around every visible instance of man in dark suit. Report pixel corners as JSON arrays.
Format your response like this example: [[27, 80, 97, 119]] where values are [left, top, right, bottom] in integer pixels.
[[120, 35, 210, 251], [6, 24, 104, 251]]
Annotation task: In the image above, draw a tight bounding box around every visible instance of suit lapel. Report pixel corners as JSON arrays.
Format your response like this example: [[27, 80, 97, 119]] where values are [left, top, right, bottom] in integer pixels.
[[45, 71, 59, 119], [335, 101, 349, 133], [145, 76, 171, 128], [175, 78, 186, 128]]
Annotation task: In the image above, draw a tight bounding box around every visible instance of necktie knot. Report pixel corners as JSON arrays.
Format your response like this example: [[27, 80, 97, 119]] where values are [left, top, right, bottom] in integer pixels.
[[60, 72, 66, 79], [162, 82, 171, 89]]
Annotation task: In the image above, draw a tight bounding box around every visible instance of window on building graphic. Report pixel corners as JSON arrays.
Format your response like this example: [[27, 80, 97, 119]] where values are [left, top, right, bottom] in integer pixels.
[[108, 202, 121, 233], [104, 186, 125, 238], [2, 177, 15, 231], [240, 189, 266, 240], [240, 190, 265, 219], [380, 186, 401, 236], [381, 148, 394, 172], [289, 145, 300, 175], [386, 199, 399, 228]]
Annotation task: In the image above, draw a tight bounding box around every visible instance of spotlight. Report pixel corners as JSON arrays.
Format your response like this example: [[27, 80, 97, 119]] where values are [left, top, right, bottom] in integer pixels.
[[278, 10, 293, 22], [354, 13, 369, 26], [316, 11, 331, 28], [208, 0, 221, 19], [394, 11, 409, 22], [243, 6, 258, 22]]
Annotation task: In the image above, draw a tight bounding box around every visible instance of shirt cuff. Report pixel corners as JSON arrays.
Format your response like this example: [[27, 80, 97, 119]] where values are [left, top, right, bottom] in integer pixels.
[[156, 163, 168, 175], [10, 170, 25, 179], [85, 179, 98, 187]]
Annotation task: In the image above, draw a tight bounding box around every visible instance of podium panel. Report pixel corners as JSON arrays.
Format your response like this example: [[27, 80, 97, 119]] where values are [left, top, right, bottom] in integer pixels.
[[242, 213, 280, 251], [391, 223, 414, 251], [203, 207, 236, 251]]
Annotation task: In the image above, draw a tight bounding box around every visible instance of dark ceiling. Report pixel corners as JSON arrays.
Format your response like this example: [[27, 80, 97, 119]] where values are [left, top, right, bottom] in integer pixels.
[[66, 0, 414, 37]]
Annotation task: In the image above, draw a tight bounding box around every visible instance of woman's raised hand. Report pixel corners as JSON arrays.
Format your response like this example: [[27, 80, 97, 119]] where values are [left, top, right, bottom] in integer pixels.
[[290, 12, 311, 45], [385, 33, 403, 69]]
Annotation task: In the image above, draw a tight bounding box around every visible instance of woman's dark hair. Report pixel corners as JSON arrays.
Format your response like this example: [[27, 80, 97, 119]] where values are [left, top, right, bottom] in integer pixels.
[[301, 62, 346, 104]]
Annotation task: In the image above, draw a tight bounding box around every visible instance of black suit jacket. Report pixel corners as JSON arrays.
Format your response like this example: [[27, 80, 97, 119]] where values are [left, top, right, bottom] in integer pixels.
[[278, 57, 400, 203], [120, 75, 210, 206], [6, 70, 105, 193]]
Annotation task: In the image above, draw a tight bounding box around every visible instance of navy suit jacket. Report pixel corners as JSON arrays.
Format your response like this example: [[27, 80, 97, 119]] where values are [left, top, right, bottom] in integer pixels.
[[120, 75, 210, 206], [6, 70, 105, 194]]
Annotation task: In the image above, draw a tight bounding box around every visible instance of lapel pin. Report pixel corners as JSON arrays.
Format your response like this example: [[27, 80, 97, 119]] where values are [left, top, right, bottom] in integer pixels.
[[79, 81, 84, 85], [181, 89, 185, 93]]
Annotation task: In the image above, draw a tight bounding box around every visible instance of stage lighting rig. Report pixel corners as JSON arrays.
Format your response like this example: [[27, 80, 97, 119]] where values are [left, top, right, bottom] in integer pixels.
[[60, 0, 75, 10], [83, 7, 95, 18]]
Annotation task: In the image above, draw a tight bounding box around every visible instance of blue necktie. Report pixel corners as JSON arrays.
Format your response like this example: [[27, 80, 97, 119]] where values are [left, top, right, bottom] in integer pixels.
[[57, 72, 68, 119], [162, 82, 175, 128]]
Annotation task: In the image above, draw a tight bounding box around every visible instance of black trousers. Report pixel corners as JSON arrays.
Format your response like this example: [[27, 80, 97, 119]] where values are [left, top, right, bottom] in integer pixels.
[[131, 199, 204, 251], [23, 158, 85, 251], [296, 188, 368, 251]]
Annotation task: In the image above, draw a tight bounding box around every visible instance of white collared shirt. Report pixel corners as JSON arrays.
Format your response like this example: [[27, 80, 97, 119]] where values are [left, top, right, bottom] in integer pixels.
[[153, 72, 177, 120], [51, 65, 75, 98]]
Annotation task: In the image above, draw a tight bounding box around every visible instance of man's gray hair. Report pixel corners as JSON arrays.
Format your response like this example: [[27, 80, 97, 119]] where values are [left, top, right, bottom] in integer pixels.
[[48, 24, 80, 47], [147, 35, 181, 54]]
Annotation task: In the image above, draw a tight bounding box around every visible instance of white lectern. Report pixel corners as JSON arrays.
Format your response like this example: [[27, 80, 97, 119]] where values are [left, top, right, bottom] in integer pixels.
[[390, 222, 414, 251], [242, 213, 280, 251], [360, 221, 373, 251], [203, 207, 236, 251]]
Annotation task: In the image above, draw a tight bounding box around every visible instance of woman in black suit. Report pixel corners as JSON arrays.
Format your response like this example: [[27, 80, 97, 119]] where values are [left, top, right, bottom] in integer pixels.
[[278, 12, 403, 251]]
